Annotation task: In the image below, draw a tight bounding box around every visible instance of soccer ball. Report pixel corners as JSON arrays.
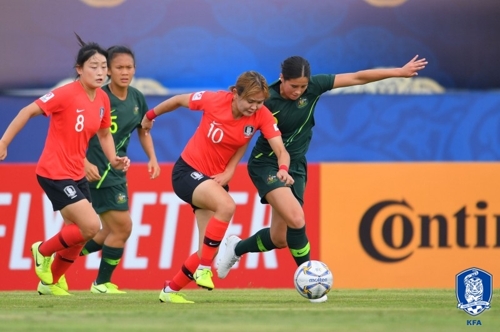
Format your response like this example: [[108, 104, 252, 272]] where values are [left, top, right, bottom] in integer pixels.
[[294, 260, 333, 299]]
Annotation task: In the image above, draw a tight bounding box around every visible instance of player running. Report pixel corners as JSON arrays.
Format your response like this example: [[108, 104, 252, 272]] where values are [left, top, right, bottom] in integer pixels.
[[0, 34, 130, 295], [141, 71, 294, 303]]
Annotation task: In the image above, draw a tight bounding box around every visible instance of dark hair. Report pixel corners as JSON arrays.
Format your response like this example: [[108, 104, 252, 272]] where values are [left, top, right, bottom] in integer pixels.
[[107, 45, 136, 67], [281, 56, 311, 80], [74, 33, 108, 77], [229, 71, 269, 100]]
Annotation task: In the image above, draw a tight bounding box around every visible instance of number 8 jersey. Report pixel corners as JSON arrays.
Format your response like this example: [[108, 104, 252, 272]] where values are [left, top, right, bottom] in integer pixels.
[[182, 90, 280, 176], [35, 81, 111, 180]]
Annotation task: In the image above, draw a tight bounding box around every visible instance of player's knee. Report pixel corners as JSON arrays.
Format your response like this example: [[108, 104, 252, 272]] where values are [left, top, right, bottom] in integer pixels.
[[286, 214, 305, 229], [81, 223, 100, 240], [216, 200, 236, 221]]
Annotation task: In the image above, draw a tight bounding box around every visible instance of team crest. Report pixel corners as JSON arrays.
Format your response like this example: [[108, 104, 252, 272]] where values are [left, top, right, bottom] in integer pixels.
[[116, 193, 127, 204], [243, 125, 255, 137], [190, 172, 204, 180], [63, 185, 77, 199], [456, 267, 492, 316], [100, 107, 105, 120], [134, 106, 139, 115], [297, 97, 308, 108], [266, 174, 278, 185]]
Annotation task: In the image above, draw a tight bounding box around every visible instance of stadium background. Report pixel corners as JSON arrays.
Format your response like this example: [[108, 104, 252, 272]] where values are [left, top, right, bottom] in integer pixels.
[[0, 0, 499, 290]]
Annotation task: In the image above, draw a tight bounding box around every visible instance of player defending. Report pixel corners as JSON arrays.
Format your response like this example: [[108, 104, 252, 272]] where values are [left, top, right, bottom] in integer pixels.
[[217, 55, 428, 303]]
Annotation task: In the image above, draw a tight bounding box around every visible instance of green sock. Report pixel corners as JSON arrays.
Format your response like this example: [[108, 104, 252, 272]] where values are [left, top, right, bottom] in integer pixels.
[[95, 245, 123, 285], [235, 228, 277, 256], [80, 239, 103, 256], [287, 225, 310, 266]]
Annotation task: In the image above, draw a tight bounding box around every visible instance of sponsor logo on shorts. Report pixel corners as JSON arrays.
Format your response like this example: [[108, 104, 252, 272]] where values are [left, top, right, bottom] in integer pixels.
[[63, 185, 78, 199]]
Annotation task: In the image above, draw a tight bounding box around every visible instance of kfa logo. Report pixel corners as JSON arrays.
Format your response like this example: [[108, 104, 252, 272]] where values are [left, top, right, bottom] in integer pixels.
[[456, 267, 492, 316], [63, 185, 78, 199], [190, 172, 204, 181], [243, 125, 255, 138]]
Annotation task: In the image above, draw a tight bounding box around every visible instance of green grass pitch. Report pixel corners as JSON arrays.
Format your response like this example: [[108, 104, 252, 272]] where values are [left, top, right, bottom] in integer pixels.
[[0, 289, 498, 331]]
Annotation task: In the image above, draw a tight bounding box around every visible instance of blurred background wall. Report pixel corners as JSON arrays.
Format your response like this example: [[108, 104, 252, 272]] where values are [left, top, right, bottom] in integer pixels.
[[1, 0, 499, 163]]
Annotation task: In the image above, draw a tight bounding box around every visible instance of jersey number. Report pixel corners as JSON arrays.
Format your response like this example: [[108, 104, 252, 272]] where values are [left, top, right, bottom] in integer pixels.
[[207, 123, 223, 143], [110, 115, 118, 134], [75, 114, 85, 132]]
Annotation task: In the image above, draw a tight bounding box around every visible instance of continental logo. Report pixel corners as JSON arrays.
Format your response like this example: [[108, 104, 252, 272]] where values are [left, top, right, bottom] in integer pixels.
[[359, 199, 500, 263]]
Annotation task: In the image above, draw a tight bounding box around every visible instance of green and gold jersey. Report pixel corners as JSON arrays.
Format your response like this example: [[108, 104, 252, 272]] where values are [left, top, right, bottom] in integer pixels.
[[250, 74, 335, 163], [86, 84, 148, 189]]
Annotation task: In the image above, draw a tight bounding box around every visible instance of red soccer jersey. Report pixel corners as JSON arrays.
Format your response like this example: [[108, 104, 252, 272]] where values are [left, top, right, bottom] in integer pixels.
[[35, 81, 111, 180], [181, 91, 281, 176]]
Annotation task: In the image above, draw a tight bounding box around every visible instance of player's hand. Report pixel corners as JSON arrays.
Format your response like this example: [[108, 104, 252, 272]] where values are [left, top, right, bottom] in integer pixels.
[[401, 55, 428, 77], [141, 115, 154, 136], [112, 156, 130, 172], [211, 170, 233, 187], [84, 159, 101, 182], [277, 169, 294, 187], [0, 140, 7, 161], [148, 159, 160, 179]]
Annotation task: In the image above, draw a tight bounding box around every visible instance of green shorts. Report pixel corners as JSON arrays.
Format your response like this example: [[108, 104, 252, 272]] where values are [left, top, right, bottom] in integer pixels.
[[247, 156, 307, 205], [90, 183, 129, 214]]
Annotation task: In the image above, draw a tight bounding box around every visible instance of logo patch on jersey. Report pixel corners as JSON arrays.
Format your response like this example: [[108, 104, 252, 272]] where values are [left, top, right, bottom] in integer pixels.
[[63, 185, 78, 199], [116, 192, 127, 204], [100, 107, 105, 120], [39, 92, 54, 103], [297, 97, 309, 108], [273, 123, 279, 131], [192, 91, 205, 101], [134, 106, 139, 115], [190, 172, 204, 180], [243, 125, 255, 137]]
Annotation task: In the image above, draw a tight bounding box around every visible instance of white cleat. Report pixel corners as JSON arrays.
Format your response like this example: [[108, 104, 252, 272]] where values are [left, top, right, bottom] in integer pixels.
[[216, 235, 242, 279], [309, 295, 328, 303]]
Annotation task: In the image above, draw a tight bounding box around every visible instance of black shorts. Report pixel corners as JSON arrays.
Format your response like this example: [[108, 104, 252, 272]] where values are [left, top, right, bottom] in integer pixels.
[[172, 157, 228, 210], [37, 175, 91, 211]]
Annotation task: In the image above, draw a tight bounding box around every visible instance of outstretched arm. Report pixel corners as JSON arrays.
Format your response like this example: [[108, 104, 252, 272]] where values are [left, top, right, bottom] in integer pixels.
[[333, 55, 428, 89], [0, 102, 43, 161], [141, 93, 191, 133]]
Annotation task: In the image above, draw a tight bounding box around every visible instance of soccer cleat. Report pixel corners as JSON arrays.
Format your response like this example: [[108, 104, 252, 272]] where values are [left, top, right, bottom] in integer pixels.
[[193, 268, 215, 290], [309, 295, 328, 303], [37, 281, 71, 296], [216, 235, 241, 279], [31, 241, 53, 284], [159, 283, 194, 304], [56, 274, 68, 292], [90, 282, 127, 294]]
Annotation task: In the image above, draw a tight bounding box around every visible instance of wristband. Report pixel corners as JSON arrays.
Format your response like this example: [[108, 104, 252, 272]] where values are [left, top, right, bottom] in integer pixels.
[[279, 165, 289, 172], [145, 109, 157, 121]]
